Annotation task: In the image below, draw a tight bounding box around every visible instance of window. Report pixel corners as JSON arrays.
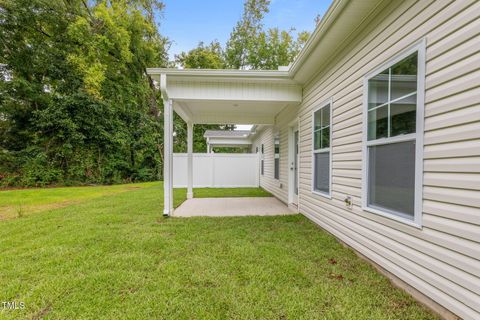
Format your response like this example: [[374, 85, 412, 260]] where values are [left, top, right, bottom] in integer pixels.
[[274, 137, 280, 179], [363, 41, 425, 226], [312, 101, 332, 196], [261, 144, 264, 175]]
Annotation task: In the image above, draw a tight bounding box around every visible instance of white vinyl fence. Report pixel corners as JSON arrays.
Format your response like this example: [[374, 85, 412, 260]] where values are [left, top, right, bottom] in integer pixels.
[[173, 153, 259, 188]]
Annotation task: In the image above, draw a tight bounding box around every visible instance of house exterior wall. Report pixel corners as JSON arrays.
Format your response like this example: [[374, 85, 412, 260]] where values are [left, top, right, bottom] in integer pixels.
[[254, 1, 480, 318], [252, 126, 279, 199], [252, 104, 299, 204]]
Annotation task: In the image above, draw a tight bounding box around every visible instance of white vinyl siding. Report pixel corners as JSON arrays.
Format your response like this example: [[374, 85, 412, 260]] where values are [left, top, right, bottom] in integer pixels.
[[295, 1, 480, 319], [251, 104, 299, 204]]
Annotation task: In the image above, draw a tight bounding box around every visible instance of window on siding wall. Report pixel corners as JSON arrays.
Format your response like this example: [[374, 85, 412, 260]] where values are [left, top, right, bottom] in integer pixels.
[[274, 137, 280, 179], [313, 102, 331, 196], [261, 144, 264, 175], [364, 43, 424, 225]]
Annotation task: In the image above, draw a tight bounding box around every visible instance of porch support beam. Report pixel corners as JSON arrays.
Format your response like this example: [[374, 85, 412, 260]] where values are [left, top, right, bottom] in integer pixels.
[[163, 98, 174, 216], [185, 113, 275, 126], [187, 122, 194, 199]]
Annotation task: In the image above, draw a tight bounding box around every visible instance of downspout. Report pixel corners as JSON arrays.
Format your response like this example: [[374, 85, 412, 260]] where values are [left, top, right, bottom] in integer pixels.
[[160, 74, 173, 217]]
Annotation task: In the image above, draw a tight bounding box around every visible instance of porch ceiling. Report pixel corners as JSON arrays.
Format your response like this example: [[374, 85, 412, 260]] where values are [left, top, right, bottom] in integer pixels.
[[174, 100, 293, 125], [147, 70, 302, 125]]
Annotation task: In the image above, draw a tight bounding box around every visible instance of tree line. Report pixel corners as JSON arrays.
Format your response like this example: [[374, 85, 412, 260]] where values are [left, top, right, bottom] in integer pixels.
[[0, 0, 310, 187]]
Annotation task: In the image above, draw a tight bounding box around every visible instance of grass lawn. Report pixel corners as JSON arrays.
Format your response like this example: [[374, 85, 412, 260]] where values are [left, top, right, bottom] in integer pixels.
[[0, 183, 270, 220], [0, 183, 435, 319], [0, 182, 158, 220], [193, 187, 271, 198]]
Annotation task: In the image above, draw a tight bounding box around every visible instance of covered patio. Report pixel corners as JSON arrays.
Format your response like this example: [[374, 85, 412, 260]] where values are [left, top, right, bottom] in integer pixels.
[[204, 129, 254, 153], [146, 68, 302, 216], [174, 197, 294, 217]]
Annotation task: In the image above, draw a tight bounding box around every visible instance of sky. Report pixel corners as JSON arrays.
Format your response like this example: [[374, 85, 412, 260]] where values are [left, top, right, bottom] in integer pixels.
[[156, 0, 333, 131], [158, 0, 333, 60]]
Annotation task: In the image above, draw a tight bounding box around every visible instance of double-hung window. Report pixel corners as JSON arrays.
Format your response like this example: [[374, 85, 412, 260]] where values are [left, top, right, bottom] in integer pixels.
[[363, 41, 425, 226], [261, 144, 264, 175], [312, 101, 332, 196], [274, 137, 280, 179]]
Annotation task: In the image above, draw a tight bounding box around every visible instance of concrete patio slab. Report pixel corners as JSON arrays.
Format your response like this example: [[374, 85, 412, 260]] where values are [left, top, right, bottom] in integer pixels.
[[174, 197, 295, 217]]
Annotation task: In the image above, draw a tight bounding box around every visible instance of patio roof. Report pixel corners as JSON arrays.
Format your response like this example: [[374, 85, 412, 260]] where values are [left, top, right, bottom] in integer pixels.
[[146, 70, 302, 125], [203, 129, 255, 151], [203, 130, 252, 138]]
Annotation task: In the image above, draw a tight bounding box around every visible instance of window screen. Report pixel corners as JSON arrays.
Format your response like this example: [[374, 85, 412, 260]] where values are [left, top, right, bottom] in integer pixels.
[[368, 141, 415, 219], [314, 152, 330, 194]]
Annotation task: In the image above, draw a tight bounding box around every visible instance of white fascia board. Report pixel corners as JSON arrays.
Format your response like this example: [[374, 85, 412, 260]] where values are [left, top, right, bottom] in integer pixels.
[[207, 137, 252, 146], [147, 68, 289, 79], [146, 69, 296, 88], [193, 113, 274, 125], [167, 81, 301, 103]]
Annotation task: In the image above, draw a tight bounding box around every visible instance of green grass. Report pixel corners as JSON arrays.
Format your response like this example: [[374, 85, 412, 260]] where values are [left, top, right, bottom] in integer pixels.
[[0, 182, 158, 220], [0, 183, 270, 220], [193, 187, 272, 198], [0, 183, 436, 319]]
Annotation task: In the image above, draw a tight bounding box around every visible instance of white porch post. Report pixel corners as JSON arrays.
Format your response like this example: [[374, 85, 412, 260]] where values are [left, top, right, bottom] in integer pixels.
[[163, 99, 173, 216], [187, 122, 194, 199]]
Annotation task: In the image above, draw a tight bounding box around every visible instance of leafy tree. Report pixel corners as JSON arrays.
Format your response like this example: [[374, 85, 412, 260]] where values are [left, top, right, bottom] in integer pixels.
[[225, 0, 270, 69], [249, 28, 309, 70], [175, 41, 225, 69], [0, 0, 169, 186], [225, 0, 310, 70]]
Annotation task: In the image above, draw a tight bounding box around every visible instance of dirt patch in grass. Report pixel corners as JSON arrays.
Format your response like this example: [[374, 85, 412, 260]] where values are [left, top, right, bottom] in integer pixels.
[[0, 182, 158, 221], [0, 184, 103, 191], [0, 201, 81, 220], [32, 303, 52, 320]]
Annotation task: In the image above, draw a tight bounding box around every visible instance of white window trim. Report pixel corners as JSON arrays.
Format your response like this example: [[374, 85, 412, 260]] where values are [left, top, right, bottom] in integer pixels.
[[361, 39, 426, 228], [311, 98, 333, 199]]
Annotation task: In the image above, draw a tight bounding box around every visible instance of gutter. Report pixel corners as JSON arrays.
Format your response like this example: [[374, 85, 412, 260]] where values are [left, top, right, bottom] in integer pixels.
[[146, 68, 290, 80]]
